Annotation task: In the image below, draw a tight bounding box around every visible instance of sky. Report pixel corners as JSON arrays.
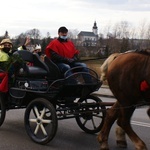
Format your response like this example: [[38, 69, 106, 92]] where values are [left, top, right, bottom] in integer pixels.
[[0, 0, 150, 38]]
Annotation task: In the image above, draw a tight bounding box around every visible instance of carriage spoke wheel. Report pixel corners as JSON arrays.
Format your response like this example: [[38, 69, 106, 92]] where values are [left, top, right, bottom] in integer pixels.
[[75, 95, 106, 134], [24, 98, 58, 144], [0, 94, 6, 126]]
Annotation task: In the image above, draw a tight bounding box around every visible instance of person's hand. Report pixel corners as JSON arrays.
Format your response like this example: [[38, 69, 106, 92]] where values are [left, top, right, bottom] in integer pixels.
[[24, 37, 31, 46], [73, 54, 79, 61], [67, 58, 75, 64]]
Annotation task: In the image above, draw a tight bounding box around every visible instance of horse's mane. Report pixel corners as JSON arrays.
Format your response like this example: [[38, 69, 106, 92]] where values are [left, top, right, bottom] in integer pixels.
[[100, 53, 121, 81], [136, 49, 150, 55]]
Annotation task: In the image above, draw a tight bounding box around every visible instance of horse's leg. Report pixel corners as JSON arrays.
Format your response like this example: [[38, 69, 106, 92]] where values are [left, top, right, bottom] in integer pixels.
[[97, 102, 120, 150], [115, 125, 127, 148], [117, 106, 147, 150]]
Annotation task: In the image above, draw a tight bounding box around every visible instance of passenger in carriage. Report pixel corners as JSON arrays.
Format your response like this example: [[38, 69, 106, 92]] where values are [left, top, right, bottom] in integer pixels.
[[0, 38, 13, 62], [31, 44, 46, 61], [26, 44, 46, 66], [0, 37, 30, 77], [0, 37, 31, 62], [45, 26, 90, 82], [31, 44, 42, 55]]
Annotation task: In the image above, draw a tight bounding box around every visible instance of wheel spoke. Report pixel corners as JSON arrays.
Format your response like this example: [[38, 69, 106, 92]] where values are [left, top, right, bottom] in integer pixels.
[[40, 108, 46, 119], [83, 118, 88, 126], [34, 106, 40, 118], [91, 117, 97, 129], [40, 124, 47, 136], [29, 119, 37, 123], [34, 124, 40, 135], [42, 119, 51, 124]]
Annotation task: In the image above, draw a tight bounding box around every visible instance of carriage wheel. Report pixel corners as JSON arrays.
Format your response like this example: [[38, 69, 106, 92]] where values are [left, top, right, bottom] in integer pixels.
[[75, 95, 106, 134], [24, 98, 58, 144], [0, 94, 6, 126]]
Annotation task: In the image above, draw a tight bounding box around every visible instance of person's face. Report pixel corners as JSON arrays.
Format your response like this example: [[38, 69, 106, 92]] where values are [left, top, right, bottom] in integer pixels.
[[3, 42, 11, 48], [33, 49, 41, 55], [58, 32, 68, 37], [2, 42, 12, 53], [33, 49, 39, 53], [59, 32, 68, 40]]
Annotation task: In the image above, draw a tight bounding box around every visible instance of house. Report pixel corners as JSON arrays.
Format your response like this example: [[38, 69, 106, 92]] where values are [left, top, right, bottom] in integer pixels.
[[77, 21, 98, 46]]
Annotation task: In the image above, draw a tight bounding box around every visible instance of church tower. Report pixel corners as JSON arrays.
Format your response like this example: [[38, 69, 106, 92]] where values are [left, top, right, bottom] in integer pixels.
[[92, 21, 98, 35]]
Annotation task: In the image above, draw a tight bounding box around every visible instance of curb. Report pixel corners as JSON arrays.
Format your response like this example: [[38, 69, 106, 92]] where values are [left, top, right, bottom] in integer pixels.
[[101, 85, 109, 88], [93, 93, 114, 98], [93, 85, 115, 98]]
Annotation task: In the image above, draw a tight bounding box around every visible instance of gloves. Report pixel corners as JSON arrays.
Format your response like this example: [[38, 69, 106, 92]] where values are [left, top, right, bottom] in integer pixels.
[[67, 58, 75, 64], [73, 54, 79, 61]]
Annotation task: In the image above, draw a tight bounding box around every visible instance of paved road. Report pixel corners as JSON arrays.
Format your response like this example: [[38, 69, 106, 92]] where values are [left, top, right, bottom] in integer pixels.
[[1, 98, 149, 150], [0, 86, 149, 150], [94, 84, 114, 98]]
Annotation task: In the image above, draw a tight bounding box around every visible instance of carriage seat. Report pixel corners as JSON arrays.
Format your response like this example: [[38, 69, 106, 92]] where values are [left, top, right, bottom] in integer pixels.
[[43, 56, 62, 80], [13, 50, 49, 77]]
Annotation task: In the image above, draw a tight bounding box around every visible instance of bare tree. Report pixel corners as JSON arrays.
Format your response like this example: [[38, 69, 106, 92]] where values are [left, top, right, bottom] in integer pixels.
[[129, 27, 138, 49], [119, 21, 130, 39], [68, 29, 79, 39], [112, 22, 121, 38], [138, 20, 147, 49], [47, 32, 50, 38], [25, 28, 41, 44], [145, 23, 150, 48]]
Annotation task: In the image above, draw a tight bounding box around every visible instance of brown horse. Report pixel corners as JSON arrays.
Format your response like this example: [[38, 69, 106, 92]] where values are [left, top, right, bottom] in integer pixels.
[[98, 51, 150, 150], [100, 52, 127, 148]]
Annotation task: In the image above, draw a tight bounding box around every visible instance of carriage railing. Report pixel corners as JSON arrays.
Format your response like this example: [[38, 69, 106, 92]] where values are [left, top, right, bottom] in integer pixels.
[[49, 66, 101, 89], [47, 67, 102, 99], [64, 66, 100, 82]]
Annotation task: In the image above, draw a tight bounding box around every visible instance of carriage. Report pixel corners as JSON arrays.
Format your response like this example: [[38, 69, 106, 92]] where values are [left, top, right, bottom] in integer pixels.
[[0, 50, 106, 144]]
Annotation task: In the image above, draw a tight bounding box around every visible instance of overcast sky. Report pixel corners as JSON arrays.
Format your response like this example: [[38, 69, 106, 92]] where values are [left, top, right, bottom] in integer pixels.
[[0, 0, 150, 38]]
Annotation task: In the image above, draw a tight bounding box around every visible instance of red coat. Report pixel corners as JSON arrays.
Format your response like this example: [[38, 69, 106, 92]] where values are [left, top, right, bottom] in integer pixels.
[[45, 39, 79, 58]]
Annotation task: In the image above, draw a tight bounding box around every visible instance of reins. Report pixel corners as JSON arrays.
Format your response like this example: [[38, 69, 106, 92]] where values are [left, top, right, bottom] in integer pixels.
[[79, 57, 105, 62], [99, 101, 150, 111]]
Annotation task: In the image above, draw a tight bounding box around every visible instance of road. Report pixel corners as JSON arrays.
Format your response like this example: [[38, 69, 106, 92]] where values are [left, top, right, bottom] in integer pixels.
[[0, 96, 149, 150]]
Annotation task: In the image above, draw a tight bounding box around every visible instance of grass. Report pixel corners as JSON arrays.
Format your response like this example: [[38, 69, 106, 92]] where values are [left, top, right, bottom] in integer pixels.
[[81, 58, 108, 85], [83, 58, 106, 76]]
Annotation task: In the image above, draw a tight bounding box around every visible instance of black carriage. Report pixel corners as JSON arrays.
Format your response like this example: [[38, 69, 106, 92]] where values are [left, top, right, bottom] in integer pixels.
[[0, 50, 106, 144]]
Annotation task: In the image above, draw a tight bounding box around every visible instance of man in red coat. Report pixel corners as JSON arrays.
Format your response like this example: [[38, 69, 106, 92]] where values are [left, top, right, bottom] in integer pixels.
[[45, 26, 89, 80]]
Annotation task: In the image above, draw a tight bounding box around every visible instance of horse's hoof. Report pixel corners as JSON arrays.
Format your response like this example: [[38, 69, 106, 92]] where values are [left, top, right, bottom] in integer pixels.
[[116, 140, 127, 148], [97, 135, 109, 150], [100, 148, 109, 150], [97, 135, 102, 143], [99, 145, 109, 150]]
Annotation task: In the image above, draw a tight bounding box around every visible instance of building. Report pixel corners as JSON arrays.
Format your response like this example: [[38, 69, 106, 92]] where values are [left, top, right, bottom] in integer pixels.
[[77, 21, 98, 46]]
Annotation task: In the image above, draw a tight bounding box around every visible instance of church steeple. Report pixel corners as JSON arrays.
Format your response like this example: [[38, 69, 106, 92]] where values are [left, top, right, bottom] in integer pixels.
[[92, 21, 98, 35]]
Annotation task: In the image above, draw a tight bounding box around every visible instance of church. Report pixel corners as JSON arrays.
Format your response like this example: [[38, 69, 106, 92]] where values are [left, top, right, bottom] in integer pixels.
[[77, 21, 98, 46]]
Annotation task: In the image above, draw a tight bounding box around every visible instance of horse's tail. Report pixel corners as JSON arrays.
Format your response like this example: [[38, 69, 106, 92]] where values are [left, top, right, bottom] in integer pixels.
[[100, 53, 120, 81]]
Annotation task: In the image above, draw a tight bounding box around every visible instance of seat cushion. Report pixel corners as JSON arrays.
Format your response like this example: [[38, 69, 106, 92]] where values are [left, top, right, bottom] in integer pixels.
[[18, 66, 48, 77]]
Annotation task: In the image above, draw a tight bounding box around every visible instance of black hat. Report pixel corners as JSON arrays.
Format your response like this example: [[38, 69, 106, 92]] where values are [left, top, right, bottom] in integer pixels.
[[58, 26, 68, 33]]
